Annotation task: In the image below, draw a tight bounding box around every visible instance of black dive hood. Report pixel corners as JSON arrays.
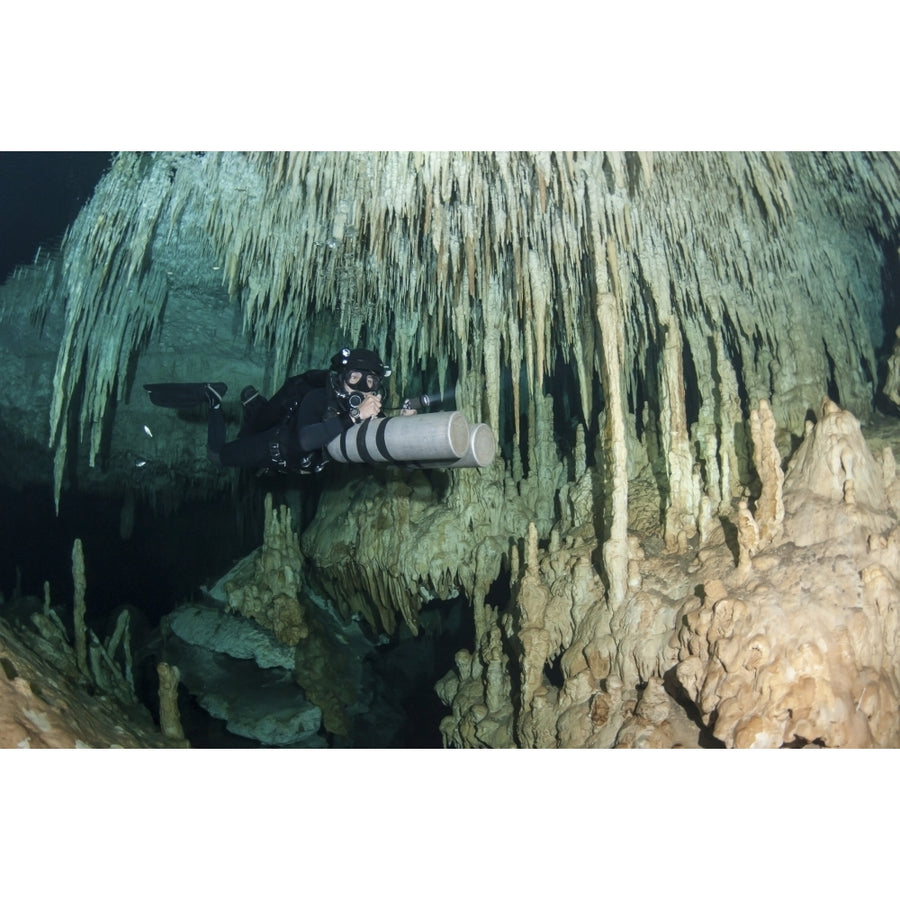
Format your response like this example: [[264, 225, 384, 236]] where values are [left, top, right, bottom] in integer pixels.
[[330, 347, 391, 378]]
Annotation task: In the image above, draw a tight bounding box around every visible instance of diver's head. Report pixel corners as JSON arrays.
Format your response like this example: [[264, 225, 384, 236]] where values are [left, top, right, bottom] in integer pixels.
[[330, 347, 391, 395]]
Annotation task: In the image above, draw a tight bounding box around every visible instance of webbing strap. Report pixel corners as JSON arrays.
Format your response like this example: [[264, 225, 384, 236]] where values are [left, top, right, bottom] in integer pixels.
[[338, 425, 351, 461], [362, 418, 398, 464], [375, 417, 394, 462], [355, 418, 376, 463], [338, 417, 397, 464]]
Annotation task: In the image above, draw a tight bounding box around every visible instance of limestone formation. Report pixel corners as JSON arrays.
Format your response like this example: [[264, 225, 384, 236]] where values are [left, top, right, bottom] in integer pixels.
[[222, 493, 308, 646], [596, 291, 629, 608], [156, 661, 187, 744], [12, 539, 144, 716], [217, 493, 374, 737], [439, 399, 900, 748], [0, 609, 180, 749], [749, 399, 785, 549], [160, 600, 327, 747], [673, 401, 900, 747], [3, 151, 900, 748], [8, 152, 894, 517], [300, 464, 514, 638], [71, 538, 88, 677]]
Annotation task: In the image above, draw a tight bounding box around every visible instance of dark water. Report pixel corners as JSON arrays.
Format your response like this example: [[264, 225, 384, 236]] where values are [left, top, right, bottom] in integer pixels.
[[0, 151, 111, 283], [0, 479, 470, 749]]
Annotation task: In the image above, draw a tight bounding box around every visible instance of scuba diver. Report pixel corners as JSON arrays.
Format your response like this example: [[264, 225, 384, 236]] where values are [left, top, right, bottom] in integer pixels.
[[145, 348, 414, 475]]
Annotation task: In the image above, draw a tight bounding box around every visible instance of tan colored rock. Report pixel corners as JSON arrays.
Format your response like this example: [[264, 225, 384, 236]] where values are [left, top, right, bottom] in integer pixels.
[[613, 677, 701, 748], [0, 617, 180, 749], [672, 406, 900, 747], [784, 397, 889, 514], [442, 398, 900, 749], [750, 399, 784, 549], [157, 662, 188, 745]]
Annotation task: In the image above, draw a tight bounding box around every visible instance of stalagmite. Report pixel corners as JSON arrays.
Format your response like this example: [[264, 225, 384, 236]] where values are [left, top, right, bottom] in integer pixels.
[[0, 614, 187, 748], [515, 522, 554, 747], [659, 316, 700, 551], [749, 399, 785, 549], [71, 538, 88, 678], [223, 494, 307, 646], [672, 400, 900, 748], [156, 662, 187, 743], [736, 498, 760, 574]]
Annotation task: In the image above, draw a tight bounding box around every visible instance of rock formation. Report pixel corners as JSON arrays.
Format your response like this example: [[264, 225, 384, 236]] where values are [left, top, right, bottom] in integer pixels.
[[1, 151, 899, 748], [0, 545, 182, 748]]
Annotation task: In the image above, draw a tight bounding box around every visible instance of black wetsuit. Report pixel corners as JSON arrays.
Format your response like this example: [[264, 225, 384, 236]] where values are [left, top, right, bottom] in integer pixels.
[[207, 378, 353, 472]]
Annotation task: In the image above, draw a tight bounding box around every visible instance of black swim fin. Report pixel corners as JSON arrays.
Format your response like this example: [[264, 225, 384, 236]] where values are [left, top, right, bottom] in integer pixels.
[[143, 382, 228, 409]]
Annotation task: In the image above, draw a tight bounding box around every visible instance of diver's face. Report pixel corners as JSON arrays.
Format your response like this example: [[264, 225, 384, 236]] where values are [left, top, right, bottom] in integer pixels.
[[345, 370, 381, 393]]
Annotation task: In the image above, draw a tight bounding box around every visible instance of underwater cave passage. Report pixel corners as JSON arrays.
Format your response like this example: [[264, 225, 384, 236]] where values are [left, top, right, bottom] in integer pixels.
[[368, 590, 476, 748], [0, 477, 488, 748]]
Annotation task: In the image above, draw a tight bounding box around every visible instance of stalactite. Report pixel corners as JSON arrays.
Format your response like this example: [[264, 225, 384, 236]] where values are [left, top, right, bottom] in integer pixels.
[[29, 152, 900, 646]]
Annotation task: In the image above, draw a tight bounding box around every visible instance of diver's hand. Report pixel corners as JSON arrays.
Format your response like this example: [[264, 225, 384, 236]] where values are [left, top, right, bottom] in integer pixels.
[[357, 394, 382, 421], [399, 406, 417, 416]]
